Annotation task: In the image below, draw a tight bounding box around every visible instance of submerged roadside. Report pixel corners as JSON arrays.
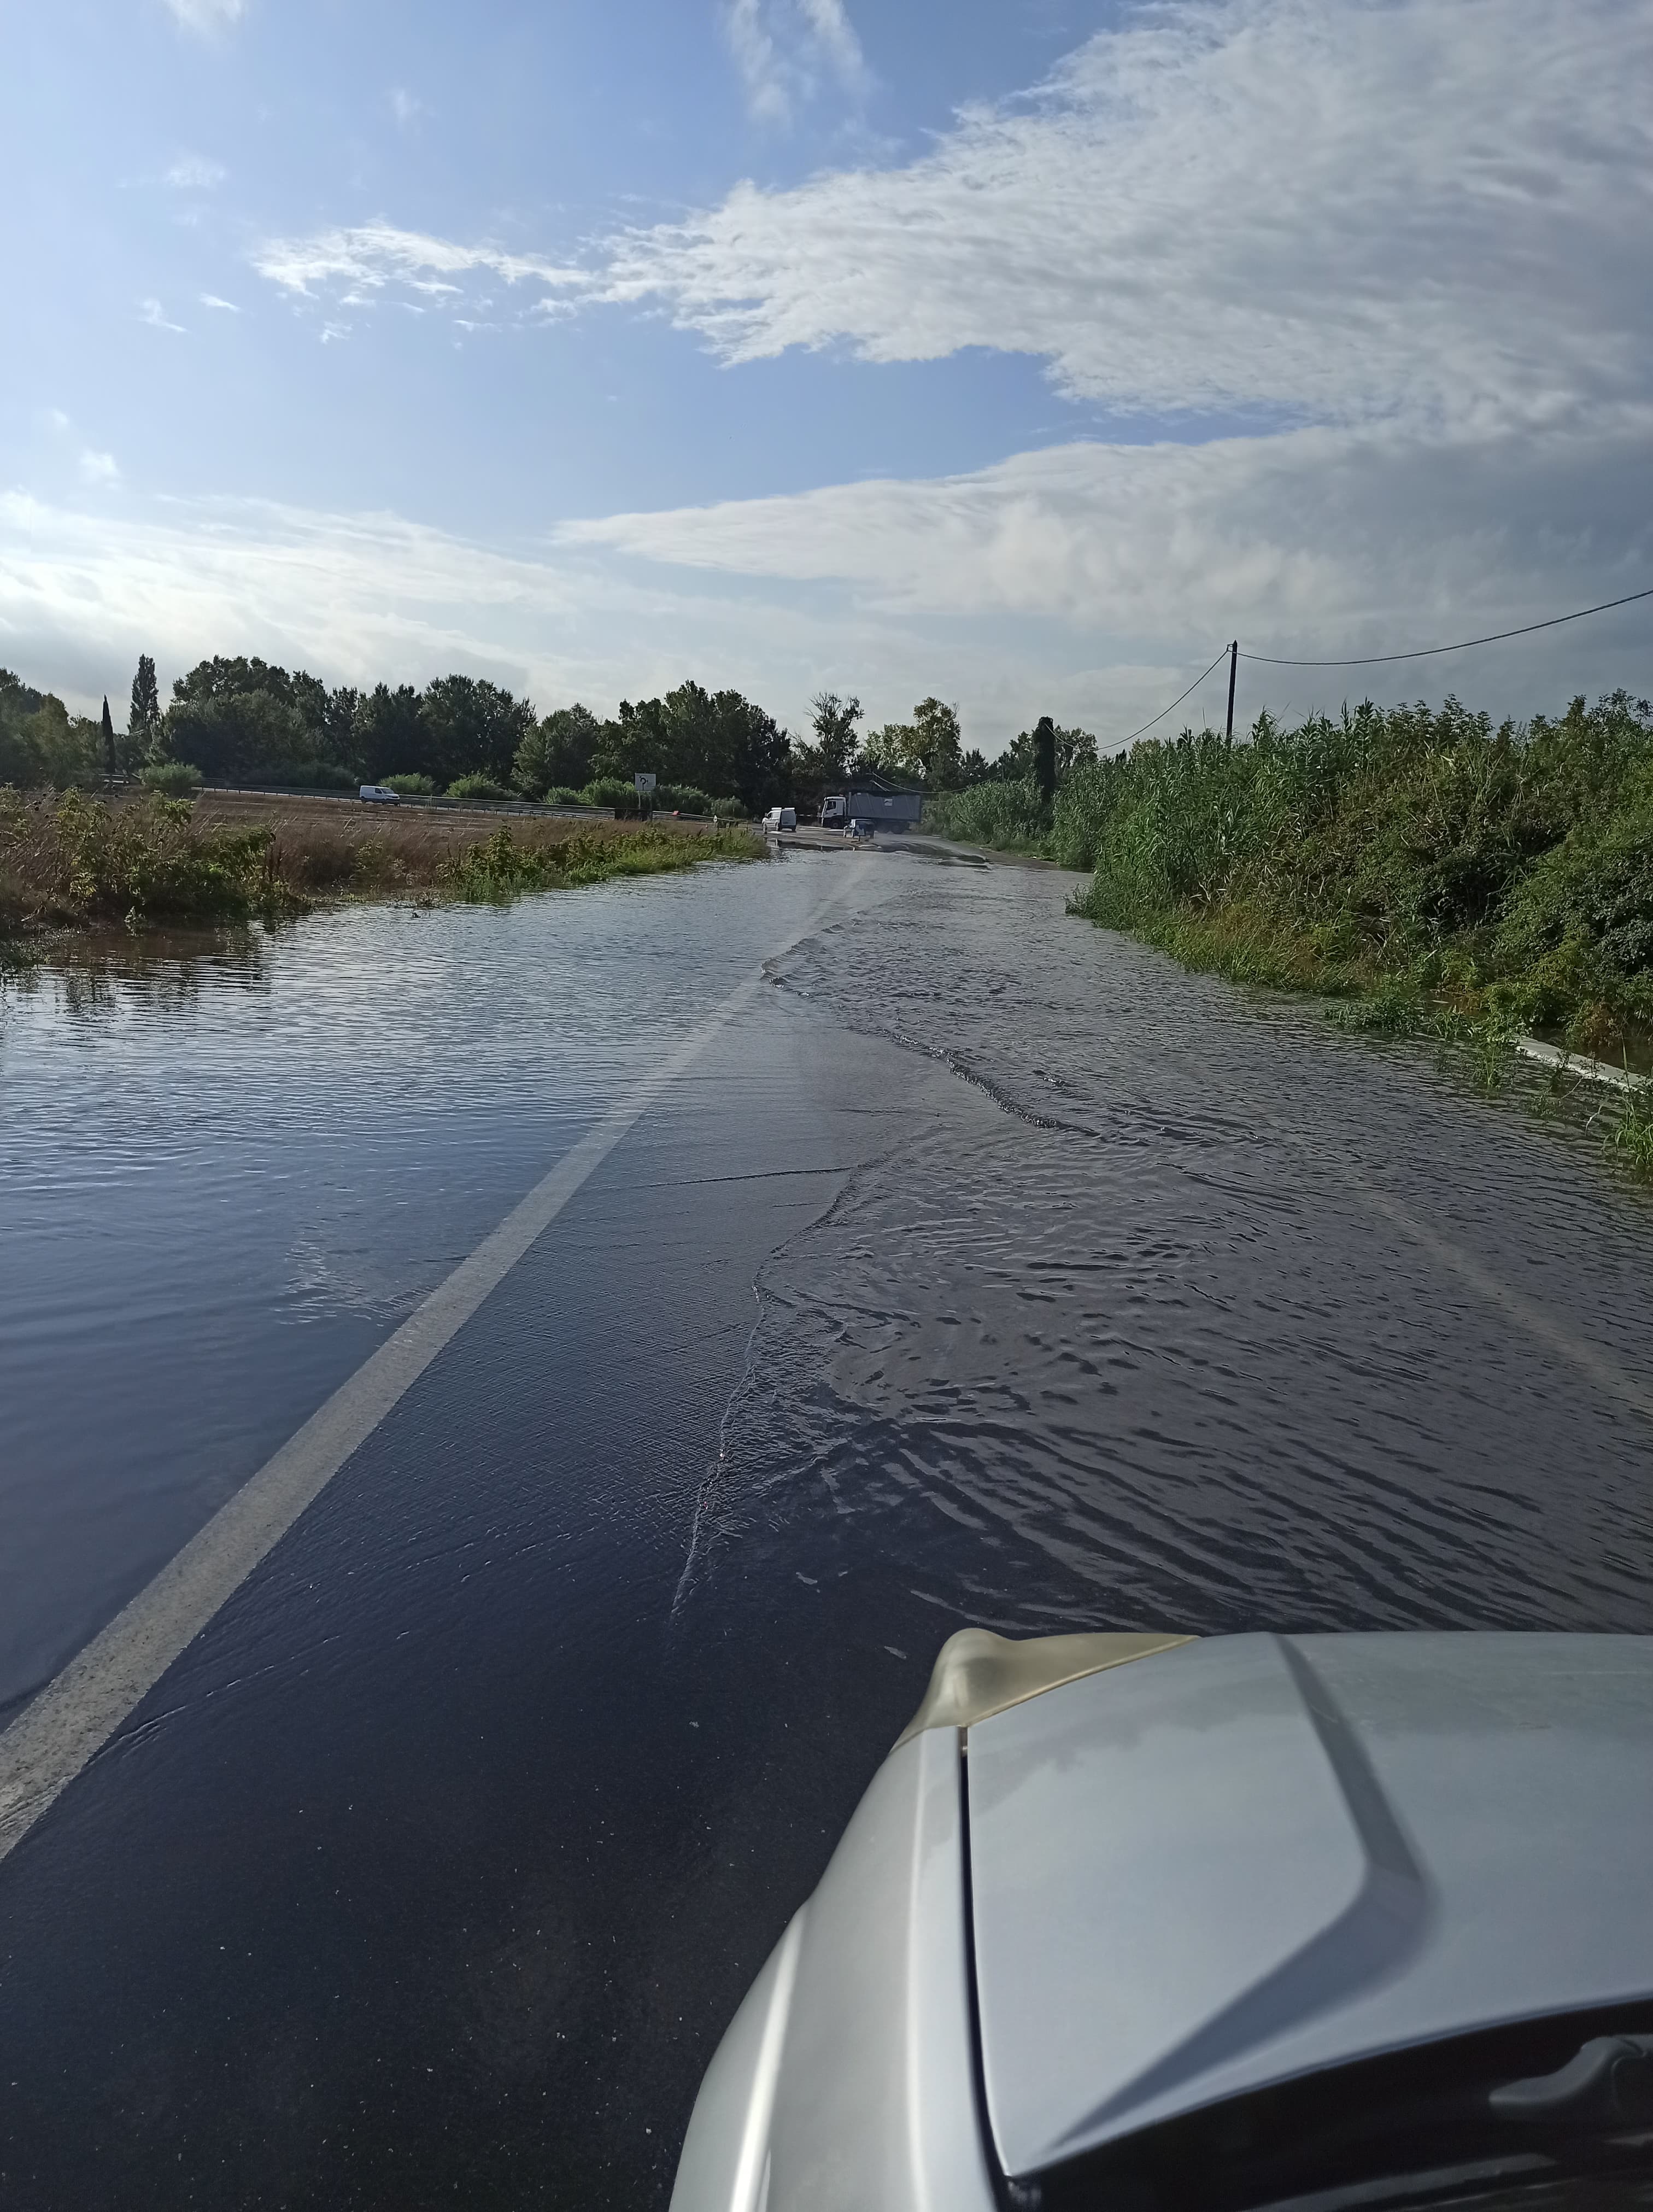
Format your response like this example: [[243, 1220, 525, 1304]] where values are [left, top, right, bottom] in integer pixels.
[[926, 690, 1653, 1178]]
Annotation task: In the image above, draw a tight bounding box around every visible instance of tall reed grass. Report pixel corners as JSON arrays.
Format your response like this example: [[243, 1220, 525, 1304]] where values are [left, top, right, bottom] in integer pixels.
[[933, 693, 1653, 1060]]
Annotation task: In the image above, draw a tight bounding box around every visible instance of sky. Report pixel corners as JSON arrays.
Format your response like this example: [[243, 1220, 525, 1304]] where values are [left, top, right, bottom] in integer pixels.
[[3, 0, 1652, 752]]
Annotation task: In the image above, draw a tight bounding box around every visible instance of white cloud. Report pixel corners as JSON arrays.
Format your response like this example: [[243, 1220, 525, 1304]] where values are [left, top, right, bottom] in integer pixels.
[[200, 292, 242, 312], [562, 406, 1653, 732], [78, 450, 120, 487], [606, 0, 1653, 436], [166, 153, 226, 190], [389, 87, 427, 128], [2, 468, 1644, 751], [252, 221, 582, 319], [162, 0, 245, 30], [723, 0, 869, 126], [139, 297, 186, 332], [46, 409, 71, 435], [0, 488, 1137, 742]]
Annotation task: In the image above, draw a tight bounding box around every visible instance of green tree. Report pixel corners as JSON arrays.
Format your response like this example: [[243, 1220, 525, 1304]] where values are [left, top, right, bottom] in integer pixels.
[[356, 683, 425, 781], [0, 692, 103, 787], [166, 658, 317, 782], [593, 681, 790, 813], [808, 692, 862, 782], [418, 675, 537, 787], [857, 698, 962, 788], [513, 703, 603, 798], [1033, 716, 1057, 802], [0, 669, 46, 785], [989, 721, 1098, 787], [128, 654, 162, 766]]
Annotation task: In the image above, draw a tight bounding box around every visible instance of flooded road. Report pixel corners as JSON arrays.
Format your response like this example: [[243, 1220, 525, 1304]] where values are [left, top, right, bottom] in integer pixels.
[[2, 845, 1650, 2208]]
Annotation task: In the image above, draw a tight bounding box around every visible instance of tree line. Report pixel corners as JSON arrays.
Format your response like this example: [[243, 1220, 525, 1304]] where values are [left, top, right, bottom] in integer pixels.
[[1, 655, 1099, 811]]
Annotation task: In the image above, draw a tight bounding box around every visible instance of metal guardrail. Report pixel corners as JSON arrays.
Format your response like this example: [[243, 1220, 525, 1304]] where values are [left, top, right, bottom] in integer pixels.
[[195, 782, 619, 820]]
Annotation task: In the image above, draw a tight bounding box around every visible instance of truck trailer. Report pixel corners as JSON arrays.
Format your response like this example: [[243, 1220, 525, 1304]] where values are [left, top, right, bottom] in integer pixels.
[[820, 787, 923, 832]]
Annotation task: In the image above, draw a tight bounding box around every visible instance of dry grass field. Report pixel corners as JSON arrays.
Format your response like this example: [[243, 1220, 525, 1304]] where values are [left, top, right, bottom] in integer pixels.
[[193, 789, 752, 892], [0, 786, 765, 942]]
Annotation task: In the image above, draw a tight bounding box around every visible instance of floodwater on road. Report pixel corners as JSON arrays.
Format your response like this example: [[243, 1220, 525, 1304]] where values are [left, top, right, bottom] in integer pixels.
[[2, 842, 1650, 2209]]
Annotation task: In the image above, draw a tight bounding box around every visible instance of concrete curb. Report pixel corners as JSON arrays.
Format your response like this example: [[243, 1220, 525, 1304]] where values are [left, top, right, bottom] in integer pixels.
[[1515, 1035, 1648, 1096]]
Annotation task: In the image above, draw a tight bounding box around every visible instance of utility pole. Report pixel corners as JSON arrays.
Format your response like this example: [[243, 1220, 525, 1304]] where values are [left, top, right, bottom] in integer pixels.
[[1224, 641, 1238, 741]]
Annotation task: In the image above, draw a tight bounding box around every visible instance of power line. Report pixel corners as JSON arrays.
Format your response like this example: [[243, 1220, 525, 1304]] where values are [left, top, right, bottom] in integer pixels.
[[1109, 648, 1231, 751], [1238, 584, 1653, 668]]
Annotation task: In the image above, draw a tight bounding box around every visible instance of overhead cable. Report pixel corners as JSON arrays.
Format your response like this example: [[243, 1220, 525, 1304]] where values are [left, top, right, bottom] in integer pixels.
[[1238, 584, 1653, 668], [1109, 648, 1231, 752]]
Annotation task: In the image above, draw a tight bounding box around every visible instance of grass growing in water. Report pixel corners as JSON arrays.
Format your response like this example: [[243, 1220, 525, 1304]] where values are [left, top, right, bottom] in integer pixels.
[[441, 822, 763, 899], [1, 787, 765, 945], [0, 787, 289, 936]]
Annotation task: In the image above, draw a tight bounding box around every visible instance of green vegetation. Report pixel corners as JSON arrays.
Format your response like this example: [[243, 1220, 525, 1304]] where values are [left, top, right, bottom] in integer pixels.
[[444, 772, 513, 802], [381, 773, 437, 795], [441, 823, 763, 901], [1, 788, 765, 945], [139, 761, 203, 796], [1608, 1085, 1653, 1177], [930, 692, 1653, 1068], [0, 673, 112, 789], [0, 789, 288, 935], [2, 655, 796, 817]]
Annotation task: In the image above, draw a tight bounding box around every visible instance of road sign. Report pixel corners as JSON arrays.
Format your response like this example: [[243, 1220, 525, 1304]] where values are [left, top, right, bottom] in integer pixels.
[[634, 773, 657, 794]]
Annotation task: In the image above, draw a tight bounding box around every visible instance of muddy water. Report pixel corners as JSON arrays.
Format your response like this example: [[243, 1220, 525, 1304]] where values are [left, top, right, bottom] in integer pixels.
[[681, 853, 1653, 1642]]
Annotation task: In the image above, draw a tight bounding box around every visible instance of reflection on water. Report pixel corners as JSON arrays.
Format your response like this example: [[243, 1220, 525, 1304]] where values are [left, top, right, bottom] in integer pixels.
[[0, 862, 826, 1717], [682, 858, 1653, 1639], [5, 851, 1652, 1734]]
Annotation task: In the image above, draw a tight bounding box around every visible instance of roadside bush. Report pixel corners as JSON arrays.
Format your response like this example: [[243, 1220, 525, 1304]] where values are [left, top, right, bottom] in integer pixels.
[[653, 782, 716, 815], [0, 788, 284, 932], [266, 759, 355, 790], [381, 773, 436, 795], [927, 777, 1048, 850], [1054, 690, 1653, 1055], [139, 761, 203, 796], [579, 776, 647, 817], [446, 773, 513, 803]]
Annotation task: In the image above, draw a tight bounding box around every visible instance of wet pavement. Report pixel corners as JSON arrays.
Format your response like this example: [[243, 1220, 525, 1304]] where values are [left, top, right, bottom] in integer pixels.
[[1, 845, 1650, 2208]]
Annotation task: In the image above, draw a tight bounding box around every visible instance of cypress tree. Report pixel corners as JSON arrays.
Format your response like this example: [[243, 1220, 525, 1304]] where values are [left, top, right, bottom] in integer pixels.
[[129, 653, 161, 763], [101, 695, 115, 782], [1033, 715, 1057, 803]]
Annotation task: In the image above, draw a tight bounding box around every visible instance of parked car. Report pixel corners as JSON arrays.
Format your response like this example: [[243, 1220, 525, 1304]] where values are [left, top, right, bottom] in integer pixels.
[[763, 806, 798, 832], [671, 1626, 1653, 2212], [357, 785, 401, 804]]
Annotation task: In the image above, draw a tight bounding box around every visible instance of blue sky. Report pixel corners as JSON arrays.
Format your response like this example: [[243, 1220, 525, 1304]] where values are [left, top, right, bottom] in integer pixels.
[[4, 0, 1652, 748]]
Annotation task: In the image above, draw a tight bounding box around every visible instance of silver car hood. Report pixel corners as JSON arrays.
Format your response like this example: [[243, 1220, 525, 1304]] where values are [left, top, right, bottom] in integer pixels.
[[967, 1630, 1653, 2179]]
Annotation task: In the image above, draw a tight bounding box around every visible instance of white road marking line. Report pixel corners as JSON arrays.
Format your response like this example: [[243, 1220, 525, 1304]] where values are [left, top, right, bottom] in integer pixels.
[[1357, 1181, 1653, 1424], [0, 877, 855, 1865]]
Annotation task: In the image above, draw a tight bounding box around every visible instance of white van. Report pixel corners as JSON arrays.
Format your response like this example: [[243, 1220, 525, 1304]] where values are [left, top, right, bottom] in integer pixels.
[[358, 785, 401, 804], [762, 806, 797, 832]]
